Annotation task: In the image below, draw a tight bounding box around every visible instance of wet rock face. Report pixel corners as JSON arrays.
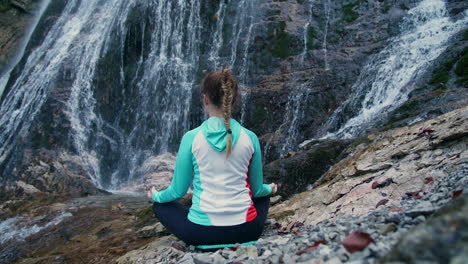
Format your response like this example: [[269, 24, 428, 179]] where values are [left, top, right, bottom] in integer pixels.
[[243, 0, 410, 156], [244, 0, 468, 161], [0, 149, 107, 206], [0, 0, 39, 72], [119, 153, 176, 193]]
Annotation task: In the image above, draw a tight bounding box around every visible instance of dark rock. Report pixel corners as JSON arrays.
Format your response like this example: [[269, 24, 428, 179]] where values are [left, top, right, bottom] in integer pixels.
[[383, 195, 468, 263], [264, 139, 351, 198]]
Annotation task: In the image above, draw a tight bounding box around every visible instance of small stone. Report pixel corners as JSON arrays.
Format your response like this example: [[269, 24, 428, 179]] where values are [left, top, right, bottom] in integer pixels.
[[327, 232, 338, 241], [193, 253, 213, 264], [210, 251, 225, 264], [260, 249, 272, 259], [379, 223, 397, 235], [281, 254, 295, 264], [270, 195, 282, 205], [236, 245, 258, 258], [297, 258, 324, 264], [178, 254, 195, 264], [325, 256, 342, 264], [136, 222, 168, 238]]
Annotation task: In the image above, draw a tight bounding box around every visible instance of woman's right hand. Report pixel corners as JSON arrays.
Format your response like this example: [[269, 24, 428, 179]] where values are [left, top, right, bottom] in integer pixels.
[[269, 183, 278, 195], [147, 186, 157, 200]]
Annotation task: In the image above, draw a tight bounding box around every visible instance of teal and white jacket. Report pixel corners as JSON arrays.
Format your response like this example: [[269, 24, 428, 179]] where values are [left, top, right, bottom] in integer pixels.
[[152, 117, 272, 226]]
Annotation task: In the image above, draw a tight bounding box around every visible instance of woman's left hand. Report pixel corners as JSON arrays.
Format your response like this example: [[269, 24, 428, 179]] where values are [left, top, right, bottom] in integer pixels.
[[147, 186, 157, 200]]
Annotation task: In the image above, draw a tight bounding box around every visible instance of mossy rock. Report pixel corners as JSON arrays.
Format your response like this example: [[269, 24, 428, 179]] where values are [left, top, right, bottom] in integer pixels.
[[455, 47, 468, 87], [342, 1, 360, 23], [306, 26, 319, 50], [0, 1, 11, 12], [385, 99, 421, 125], [429, 58, 457, 85], [134, 205, 154, 228], [266, 21, 300, 58], [350, 136, 372, 148]]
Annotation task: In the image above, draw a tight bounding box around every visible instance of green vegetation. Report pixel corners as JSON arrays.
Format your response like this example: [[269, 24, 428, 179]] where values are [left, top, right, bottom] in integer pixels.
[[306, 26, 318, 50], [463, 29, 468, 41], [382, 3, 392, 14], [385, 99, 421, 126], [351, 136, 372, 148], [267, 21, 295, 58], [429, 62, 452, 86], [342, 1, 360, 23], [455, 47, 468, 87], [252, 104, 267, 124], [0, 1, 11, 12], [134, 206, 154, 228]]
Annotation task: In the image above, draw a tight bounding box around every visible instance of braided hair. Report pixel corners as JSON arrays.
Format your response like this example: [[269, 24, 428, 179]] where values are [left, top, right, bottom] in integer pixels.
[[201, 68, 239, 159]]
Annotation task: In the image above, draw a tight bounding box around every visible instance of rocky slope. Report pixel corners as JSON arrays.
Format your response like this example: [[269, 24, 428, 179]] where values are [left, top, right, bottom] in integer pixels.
[[270, 105, 467, 226], [115, 103, 468, 264], [1, 103, 465, 264]]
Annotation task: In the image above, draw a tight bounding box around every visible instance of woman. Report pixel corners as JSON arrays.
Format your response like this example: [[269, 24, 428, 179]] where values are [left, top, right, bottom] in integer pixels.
[[147, 68, 277, 247]]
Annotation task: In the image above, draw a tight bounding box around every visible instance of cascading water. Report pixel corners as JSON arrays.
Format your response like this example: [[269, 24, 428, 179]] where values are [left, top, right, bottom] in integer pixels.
[[322, 0, 331, 70], [322, 0, 468, 139], [0, 0, 260, 190], [206, 0, 259, 123], [277, 0, 316, 157]]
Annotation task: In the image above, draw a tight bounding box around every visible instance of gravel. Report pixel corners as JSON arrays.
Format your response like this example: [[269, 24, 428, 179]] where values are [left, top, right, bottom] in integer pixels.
[[162, 165, 467, 264]]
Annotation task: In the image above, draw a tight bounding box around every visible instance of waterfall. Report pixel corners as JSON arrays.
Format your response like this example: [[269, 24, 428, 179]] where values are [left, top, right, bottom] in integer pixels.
[[322, 0, 468, 139], [322, 0, 331, 70], [277, 0, 316, 157], [206, 0, 259, 123], [0, 0, 260, 190]]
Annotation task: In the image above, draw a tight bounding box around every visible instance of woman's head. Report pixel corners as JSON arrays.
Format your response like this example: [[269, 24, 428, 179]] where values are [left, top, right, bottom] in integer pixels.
[[201, 68, 239, 158], [201, 68, 239, 109]]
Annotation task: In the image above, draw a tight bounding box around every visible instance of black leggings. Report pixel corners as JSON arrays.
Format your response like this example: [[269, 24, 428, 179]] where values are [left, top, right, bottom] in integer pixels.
[[152, 197, 269, 246]]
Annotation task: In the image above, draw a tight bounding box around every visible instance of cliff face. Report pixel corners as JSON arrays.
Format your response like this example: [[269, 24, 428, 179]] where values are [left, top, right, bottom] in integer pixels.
[[0, 0, 466, 208], [0, 0, 40, 73], [243, 0, 468, 162]]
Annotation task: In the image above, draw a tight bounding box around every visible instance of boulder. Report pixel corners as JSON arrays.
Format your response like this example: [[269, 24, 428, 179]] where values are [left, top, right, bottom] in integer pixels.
[[119, 153, 175, 193], [383, 195, 468, 263], [264, 139, 351, 198], [136, 222, 169, 239]]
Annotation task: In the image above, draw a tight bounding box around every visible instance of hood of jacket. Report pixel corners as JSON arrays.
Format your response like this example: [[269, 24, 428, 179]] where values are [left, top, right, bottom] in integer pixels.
[[201, 117, 241, 152]]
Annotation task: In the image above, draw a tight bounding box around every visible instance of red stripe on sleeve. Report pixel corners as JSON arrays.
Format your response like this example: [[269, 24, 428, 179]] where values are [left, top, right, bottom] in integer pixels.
[[245, 155, 257, 222]]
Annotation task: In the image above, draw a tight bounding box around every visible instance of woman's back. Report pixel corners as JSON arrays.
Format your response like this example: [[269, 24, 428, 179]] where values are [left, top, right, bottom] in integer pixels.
[[189, 117, 259, 226]]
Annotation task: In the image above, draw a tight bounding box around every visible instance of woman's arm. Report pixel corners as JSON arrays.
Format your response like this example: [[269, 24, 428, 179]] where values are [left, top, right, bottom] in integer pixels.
[[151, 132, 194, 203], [247, 132, 274, 197]]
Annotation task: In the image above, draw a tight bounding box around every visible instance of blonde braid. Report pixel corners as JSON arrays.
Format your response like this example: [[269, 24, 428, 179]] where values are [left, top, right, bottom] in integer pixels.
[[221, 68, 234, 159]]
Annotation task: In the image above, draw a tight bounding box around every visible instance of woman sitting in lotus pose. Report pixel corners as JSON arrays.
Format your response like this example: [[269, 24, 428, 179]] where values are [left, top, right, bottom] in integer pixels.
[[147, 68, 277, 247]]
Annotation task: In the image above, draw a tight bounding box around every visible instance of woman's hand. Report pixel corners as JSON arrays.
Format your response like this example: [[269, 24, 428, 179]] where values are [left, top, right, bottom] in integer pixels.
[[147, 186, 157, 200], [269, 183, 278, 195]]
